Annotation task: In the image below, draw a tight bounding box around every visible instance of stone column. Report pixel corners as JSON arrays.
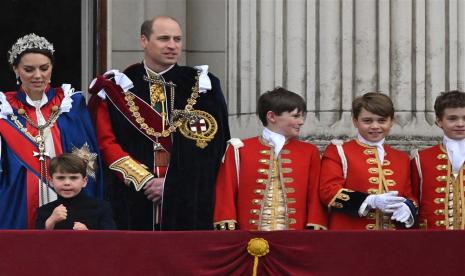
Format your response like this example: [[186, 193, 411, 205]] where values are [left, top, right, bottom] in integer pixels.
[[227, 0, 465, 151], [185, 0, 226, 82]]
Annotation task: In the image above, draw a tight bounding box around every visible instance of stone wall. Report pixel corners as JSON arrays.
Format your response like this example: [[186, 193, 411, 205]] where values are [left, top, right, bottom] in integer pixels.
[[226, 0, 465, 144], [110, 0, 465, 148], [307, 135, 442, 154]]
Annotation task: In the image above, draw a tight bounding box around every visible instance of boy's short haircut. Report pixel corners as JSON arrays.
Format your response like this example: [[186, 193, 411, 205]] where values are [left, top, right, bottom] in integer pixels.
[[352, 92, 394, 119], [434, 90, 465, 119], [257, 87, 306, 126], [49, 153, 87, 177]]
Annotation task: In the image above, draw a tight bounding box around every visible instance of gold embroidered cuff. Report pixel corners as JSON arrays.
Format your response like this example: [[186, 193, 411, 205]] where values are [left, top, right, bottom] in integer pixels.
[[214, 220, 238, 230], [328, 188, 353, 208], [109, 156, 154, 191]]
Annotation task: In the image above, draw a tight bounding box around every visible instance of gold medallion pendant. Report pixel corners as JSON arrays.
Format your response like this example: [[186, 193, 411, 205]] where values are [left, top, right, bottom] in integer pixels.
[[179, 110, 218, 149]]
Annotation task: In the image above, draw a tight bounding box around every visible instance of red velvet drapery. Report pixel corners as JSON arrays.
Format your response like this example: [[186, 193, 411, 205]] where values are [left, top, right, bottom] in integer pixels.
[[0, 230, 463, 275]]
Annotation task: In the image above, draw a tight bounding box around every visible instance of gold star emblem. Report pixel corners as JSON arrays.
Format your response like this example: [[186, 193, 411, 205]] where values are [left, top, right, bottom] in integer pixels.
[[72, 143, 98, 180]]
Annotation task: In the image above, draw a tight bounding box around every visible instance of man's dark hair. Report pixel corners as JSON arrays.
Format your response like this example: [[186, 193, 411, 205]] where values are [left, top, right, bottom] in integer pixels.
[[50, 153, 87, 178], [257, 87, 306, 126], [140, 16, 181, 39], [352, 92, 394, 119], [434, 90, 465, 119]]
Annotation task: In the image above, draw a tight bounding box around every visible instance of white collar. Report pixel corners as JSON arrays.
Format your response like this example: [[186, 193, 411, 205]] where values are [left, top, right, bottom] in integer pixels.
[[262, 127, 286, 157], [143, 62, 212, 94], [443, 135, 465, 175], [26, 92, 48, 109], [357, 133, 385, 164], [143, 61, 174, 76]]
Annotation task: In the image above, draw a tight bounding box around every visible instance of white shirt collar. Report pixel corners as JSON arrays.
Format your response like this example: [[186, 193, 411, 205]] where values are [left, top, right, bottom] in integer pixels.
[[143, 61, 174, 76], [25, 92, 48, 109], [443, 135, 465, 175], [357, 133, 385, 164], [262, 127, 286, 157]]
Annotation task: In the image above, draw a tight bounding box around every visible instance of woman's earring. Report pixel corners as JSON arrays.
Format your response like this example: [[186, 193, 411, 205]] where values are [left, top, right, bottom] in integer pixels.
[[16, 75, 20, 85]]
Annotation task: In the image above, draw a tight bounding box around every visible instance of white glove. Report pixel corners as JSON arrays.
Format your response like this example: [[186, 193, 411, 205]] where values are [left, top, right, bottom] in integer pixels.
[[359, 191, 405, 216], [387, 202, 414, 228]]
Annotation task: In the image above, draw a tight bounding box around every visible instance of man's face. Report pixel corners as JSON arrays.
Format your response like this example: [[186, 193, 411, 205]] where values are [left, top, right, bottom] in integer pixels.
[[141, 18, 182, 72], [436, 107, 465, 140], [51, 172, 87, 198], [353, 108, 394, 143]]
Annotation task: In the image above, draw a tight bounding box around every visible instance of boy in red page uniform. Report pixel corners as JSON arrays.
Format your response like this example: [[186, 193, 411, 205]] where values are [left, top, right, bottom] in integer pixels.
[[320, 92, 417, 230], [214, 87, 327, 230], [412, 90, 465, 229]]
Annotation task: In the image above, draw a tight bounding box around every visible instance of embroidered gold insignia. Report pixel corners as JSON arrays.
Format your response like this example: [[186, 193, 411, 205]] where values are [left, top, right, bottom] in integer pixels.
[[179, 110, 218, 149], [72, 143, 98, 179]]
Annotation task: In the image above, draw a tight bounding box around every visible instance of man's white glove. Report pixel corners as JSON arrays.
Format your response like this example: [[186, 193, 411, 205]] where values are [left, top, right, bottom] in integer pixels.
[[386, 202, 414, 228], [359, 191, 405, 216]]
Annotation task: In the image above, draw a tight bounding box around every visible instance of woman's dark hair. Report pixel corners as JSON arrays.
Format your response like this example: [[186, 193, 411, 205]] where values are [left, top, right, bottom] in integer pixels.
[[12, 48, 54, 67]]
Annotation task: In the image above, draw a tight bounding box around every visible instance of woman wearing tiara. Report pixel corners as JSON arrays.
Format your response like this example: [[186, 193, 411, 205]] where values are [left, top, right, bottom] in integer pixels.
[[0, 33, 103, 229]]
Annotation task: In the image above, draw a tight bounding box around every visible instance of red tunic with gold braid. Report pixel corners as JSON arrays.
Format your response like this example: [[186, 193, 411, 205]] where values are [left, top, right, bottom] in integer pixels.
[[320, 140, 417, 230], [214, 137, 327, 231], [412, 144, 465, 230]]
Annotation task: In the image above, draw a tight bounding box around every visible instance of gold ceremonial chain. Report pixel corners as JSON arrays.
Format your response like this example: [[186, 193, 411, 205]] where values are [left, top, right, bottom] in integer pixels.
[[149, 78, 166, 104], [9, 106, 61, 204], [125, 76, 200, 139], [142, 74, 177, 112], [17, 106, 60, 133], [147, 74, 168, 132]]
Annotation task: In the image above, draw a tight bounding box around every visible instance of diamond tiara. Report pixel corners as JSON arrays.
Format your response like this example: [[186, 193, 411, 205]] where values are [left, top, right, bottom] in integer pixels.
[[8, 33, 55, 65]]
